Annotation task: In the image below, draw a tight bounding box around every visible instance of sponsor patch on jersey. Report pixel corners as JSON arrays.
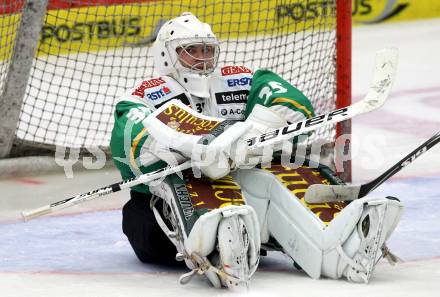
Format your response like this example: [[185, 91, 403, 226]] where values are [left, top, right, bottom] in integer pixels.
[[221, 65, 252, 76], [221, 108, 245, 116], [227, 77, 252, 87], [131, 77, 166, 98], [146, 86, 172, 100], [215, 90, 249, 105], [155, 93, 191, 108]]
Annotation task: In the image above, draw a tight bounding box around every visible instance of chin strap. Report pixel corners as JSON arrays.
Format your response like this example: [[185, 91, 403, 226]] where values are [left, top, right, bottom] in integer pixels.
[[173, 71, 211, 98]]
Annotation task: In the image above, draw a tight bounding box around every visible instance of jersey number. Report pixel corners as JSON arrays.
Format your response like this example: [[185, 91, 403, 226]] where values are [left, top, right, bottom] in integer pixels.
[[195, 102, 205, 113], [258, 81, 288, 105]]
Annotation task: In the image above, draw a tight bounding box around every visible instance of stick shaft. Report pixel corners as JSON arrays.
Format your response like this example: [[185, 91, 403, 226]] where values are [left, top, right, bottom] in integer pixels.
[[22, 161, 191, 220], [305, 131, 440, 203], [359, 131, 440, 197]]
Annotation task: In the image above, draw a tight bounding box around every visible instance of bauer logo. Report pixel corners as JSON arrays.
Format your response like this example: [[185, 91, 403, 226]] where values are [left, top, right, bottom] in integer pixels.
[[132, 78, 166, 98], [215, 90, 249, 105], [221, 66, 252, 76], [227, 77, 252, 87], [247, 107, 349, 147]]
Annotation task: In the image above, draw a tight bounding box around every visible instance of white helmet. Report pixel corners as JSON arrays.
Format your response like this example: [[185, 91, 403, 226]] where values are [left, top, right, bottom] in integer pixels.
[[151, 12, 220, 98]]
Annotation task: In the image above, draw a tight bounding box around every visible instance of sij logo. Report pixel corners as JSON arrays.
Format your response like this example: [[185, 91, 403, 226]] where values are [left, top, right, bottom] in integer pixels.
[[401, 147, 427, 168]]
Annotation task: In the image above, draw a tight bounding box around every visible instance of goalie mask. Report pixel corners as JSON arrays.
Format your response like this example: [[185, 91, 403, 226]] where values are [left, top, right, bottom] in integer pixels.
[[152, 12, 220, 98]]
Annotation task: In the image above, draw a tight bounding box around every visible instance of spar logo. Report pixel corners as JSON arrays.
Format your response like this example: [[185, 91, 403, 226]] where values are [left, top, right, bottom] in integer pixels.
[[146, 86, 172, 100], [353, 0, 409, 24]]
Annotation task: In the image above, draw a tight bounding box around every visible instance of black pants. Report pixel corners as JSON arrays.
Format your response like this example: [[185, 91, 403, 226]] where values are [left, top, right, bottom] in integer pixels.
[[122, 190, 182, 265]]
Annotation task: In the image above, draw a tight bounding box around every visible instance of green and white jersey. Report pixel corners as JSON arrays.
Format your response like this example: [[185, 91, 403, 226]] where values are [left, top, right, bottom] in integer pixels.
[[110, 67, 315, 194]]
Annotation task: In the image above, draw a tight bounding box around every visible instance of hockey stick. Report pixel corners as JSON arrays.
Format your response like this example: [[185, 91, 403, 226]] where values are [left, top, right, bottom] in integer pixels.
[[21, 48, 398, 221], [247, 48, 398, 150], [305, 131, 440, 203], [21, 161, 192, 221]]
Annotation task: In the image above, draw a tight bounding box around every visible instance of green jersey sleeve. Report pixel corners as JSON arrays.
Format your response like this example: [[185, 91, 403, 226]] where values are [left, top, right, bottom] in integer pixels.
[[245, 69, 315, 120], [110, 100, 167, 194]]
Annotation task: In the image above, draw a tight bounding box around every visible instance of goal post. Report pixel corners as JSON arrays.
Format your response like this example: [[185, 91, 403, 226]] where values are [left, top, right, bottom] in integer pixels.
[[0, 0, 48, 158], [0, 0, 352, 180], [336, 0, 352, 181]]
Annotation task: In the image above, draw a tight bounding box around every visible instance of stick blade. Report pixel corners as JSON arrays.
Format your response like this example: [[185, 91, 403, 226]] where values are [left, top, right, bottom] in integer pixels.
[[304, 184, 361, 203], [361, 47, 399, 111]]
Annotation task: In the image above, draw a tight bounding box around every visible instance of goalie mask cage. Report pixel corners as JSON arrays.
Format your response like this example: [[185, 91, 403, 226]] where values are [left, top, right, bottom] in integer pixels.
[[0, 0, 351, 180]]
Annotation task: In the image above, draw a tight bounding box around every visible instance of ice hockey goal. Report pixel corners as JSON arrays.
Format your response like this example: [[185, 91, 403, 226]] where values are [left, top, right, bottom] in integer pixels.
[[0, 0, 351, 179]]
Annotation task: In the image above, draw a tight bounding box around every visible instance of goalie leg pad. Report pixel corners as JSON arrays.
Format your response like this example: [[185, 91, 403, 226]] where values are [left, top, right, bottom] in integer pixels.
[[149, 174, 261, 288], [235, 168, 324, 279], [235, 167, 403, 283]]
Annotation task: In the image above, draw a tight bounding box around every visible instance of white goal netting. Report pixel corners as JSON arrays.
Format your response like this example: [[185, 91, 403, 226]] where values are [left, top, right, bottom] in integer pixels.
[[0, 0, 350, 165]]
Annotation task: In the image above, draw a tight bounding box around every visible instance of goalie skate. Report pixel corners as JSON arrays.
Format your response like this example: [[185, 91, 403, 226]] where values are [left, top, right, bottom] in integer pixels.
[[341, 202, 387, 282], [216, 213, 256, 287]]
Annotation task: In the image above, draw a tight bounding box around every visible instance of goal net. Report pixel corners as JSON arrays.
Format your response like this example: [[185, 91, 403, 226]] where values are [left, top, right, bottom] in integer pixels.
[[0, 0, 351, 178]]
